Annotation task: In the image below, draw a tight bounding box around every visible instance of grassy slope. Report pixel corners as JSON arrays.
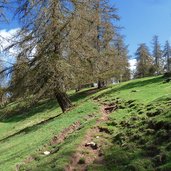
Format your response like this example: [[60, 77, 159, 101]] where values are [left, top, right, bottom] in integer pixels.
[[0, 95, 99, 171], [0, 76, 171, 171], [89, 76, 171, 171]]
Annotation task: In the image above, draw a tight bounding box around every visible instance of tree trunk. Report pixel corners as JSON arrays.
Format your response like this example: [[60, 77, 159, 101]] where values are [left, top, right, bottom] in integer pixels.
[[55, 91, 72, 113], [98, 80, 105, 89]]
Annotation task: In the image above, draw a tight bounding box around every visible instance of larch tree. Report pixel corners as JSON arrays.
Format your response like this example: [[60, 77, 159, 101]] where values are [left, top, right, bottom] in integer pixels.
[[92, 0, 119, 88], [67, 0, 98, 91], [0, 0, 9, 104], [152, 35, 163, 75], [6, 0, 114, 112], [135, 43, 154, 78], [5, 0, 87, 112], [163, 40, 171, 72], [113, 34, 130, 82], [1, 0, 124, 112]]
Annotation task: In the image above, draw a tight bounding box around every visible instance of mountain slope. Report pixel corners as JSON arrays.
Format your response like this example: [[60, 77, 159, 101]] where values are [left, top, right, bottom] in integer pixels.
[[0, 76, 171, 171]]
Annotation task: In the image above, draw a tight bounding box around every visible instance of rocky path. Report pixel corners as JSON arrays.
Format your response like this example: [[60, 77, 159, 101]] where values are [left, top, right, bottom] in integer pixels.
[[16, 101, 117, 171], [65, 103, 117, 171]]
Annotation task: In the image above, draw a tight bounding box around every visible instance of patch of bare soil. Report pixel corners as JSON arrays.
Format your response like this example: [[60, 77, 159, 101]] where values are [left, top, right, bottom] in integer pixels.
[[17, 114, 95, 171], [50, 121, 81, 145], [65, 103, 117, 171]]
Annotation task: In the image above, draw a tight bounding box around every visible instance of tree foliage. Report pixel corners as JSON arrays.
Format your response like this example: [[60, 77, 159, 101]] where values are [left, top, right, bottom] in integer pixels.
[[1, 0, 130, 112], [135, 44, 154, 78], [152, 35, 163, 75], [113, 34, 130, 81], [163, 41, 171, 72]]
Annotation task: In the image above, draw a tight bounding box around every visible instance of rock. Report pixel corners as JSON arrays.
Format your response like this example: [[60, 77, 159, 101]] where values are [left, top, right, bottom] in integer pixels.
[[43, 151, 50, 155], [85, 142, 98, 150]]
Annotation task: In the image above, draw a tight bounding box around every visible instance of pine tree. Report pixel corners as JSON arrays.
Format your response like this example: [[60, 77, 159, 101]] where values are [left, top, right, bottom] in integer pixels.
[[135, 44, 154, 78]]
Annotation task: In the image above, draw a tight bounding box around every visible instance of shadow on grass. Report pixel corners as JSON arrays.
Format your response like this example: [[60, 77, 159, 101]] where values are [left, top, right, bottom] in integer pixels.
[[0, 99, 59, 123], [0, 112, 63, 142], [0, 77, 162, 123], [70, 87, 107, 103], [0, 87, 103, 123]]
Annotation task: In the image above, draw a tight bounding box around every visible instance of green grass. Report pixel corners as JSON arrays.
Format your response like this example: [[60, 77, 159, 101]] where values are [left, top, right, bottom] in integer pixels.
[[0, 75, 171, 171], [89, 76, 171, 171], [0, 100, 99, 171], [94, 76, 171, 103]]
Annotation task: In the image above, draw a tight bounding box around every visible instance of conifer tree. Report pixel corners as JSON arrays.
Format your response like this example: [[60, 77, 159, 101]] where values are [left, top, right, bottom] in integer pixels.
[[135, 43, 154, 78], [3, 0, 120, 112], [152, 35, 163, 74], [113, 35, 130, 82], [92, 0, 119, 88], [163, 40, 171, 72]]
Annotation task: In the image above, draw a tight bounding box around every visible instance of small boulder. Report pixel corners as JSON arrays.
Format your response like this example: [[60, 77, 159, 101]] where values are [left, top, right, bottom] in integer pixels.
[[43, 151, 50, 155], [85, 142, 98, 150]]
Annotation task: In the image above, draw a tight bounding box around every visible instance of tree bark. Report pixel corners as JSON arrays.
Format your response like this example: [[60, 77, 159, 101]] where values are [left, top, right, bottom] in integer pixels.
[[55, 91, 72, 113]]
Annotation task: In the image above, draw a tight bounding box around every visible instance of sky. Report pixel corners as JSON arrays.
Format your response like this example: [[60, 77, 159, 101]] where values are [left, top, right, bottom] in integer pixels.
[[1, 0, 171, 70], [114, 0, 171, 59]]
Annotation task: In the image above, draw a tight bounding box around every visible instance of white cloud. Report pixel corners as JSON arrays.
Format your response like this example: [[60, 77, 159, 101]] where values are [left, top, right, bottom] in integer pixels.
[[0, 28, 20, 65], [0, 28, 19, 50], [129, 58, 137, 71]]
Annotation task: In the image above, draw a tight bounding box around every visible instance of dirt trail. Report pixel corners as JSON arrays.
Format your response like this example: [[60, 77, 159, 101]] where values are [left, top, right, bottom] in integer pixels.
[[16, 114, 95, 171], [65, 103, 117, 171], [16, 102, 117, 171]]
